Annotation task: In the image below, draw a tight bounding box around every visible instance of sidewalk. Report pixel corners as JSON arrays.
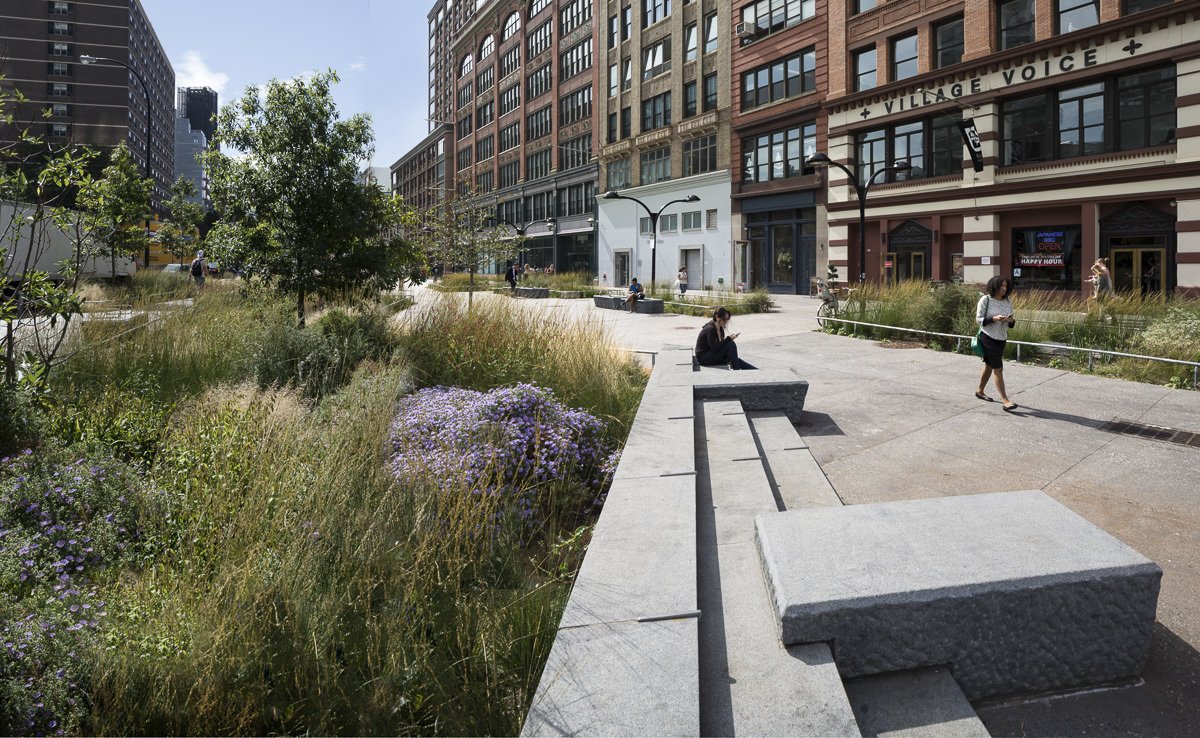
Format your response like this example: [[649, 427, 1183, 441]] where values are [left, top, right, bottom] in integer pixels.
[[414, 285, 1200, 735]]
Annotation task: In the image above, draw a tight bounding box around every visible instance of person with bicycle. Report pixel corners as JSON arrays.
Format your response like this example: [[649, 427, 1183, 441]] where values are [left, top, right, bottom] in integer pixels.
[[695, 306, 756, 370], [975, 275, 1018, 412]]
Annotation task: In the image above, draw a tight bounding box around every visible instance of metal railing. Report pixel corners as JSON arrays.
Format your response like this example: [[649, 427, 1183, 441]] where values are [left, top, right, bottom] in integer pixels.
[[818, 315, 1200, 389]]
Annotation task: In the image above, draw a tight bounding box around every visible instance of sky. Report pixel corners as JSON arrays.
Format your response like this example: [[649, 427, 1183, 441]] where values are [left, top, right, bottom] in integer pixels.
[[140, 0, 432, 170]]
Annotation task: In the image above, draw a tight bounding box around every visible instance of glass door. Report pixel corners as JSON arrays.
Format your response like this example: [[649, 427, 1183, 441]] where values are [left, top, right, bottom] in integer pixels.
[[1140, 248, 1166, 297], [1110, 247, 1166, 296], [615, 251, 631, 288], [883, 251, 898, 285], [770, 224, 795, 288]]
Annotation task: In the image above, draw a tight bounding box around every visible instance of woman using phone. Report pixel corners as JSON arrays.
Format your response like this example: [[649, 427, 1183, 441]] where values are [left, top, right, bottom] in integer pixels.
[[975, 275, 1018, 411], [695, 306, 756, 370]]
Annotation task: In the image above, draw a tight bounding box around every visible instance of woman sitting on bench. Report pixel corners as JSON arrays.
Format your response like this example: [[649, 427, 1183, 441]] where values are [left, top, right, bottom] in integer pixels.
[[695, 306, 756, 370], [624, 277, 645, 311]]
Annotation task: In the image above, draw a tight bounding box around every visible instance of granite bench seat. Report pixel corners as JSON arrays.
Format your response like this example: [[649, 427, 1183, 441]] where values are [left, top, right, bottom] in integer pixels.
[[592, 294, 664, 313], [515, 286, 550, 298], [755, 490, 1162, 700]]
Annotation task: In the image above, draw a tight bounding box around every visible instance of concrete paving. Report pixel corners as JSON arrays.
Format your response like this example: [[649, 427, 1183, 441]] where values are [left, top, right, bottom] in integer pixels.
[[415, 285, 1200, 736]]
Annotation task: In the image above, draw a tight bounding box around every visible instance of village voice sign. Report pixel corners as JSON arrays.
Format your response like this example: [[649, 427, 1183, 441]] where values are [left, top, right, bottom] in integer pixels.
[[833, 24, 1183, 129]]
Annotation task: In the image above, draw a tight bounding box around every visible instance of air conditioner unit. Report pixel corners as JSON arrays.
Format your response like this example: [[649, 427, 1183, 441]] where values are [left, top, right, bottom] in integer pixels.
[[735, 21, 756, 39]]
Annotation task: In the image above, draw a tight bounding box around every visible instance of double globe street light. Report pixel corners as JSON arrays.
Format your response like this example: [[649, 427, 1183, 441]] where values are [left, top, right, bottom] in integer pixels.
[[486, 216, 557, 269], [601, 190, 700, 288], [805, 153, 910, 285]]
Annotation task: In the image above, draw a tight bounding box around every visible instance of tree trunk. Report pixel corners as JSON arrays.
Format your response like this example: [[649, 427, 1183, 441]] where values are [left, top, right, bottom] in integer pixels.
[[3, 320, 14, 386], [296, 289, 306, 328], [468, 267, 475, 310]]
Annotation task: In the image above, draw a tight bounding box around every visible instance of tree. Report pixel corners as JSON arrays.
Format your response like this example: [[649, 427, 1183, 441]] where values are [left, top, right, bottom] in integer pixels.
[[155, 177, 205, 264], [75, 142, 151, 278], [204, 70, 419, 326], [420, 182, 515, 309]]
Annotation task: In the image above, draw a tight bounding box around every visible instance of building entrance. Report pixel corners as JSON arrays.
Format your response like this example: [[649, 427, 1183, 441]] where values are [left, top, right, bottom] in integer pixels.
[[884, 221, 932, 284], [614, 251, 631, 288], [744, 208, 816, 294], [1110, 244, 1166, 297], [1099, 202, 1174, 296]]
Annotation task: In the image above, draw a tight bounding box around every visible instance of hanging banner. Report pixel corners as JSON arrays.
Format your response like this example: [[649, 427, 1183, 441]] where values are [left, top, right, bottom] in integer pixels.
[[958, 118, 984, 173]]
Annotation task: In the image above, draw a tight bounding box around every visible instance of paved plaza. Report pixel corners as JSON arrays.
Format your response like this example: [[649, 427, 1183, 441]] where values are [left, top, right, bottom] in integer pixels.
[[417, 286, 1200, 735]]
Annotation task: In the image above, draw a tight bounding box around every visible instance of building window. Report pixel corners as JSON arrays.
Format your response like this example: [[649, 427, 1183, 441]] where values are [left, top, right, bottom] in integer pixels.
[[560, 133, 592, 169], [527, 148, 553, 179], [477, 100, 495, 127], [854, 47, 876, 91], [560, 0, 593, 35], [683, 134, 717, 176], [621, 106, 632, 138], [527, 105, 553, 140], [641, 145, 671, 184], [742, 48, 816, 110], [560, 37, 593, 81], [608, 112, 618, 143], [50, 42, 72, 56], [644, 0, 672, 28], [500, 122, 521, 152], [527, 63, 552, 100], [660, 213, 678, 232], [558, 181, 595, 216], [51, 2, 71, 15], [500, 84, 521, 116], [891, 33, 918, 81], [622, 58, 633, 91], [742, 123, 816, 183], [528, 20, 553, 58], [49, 123, 69, 137], [1058, 0, 1099, 33], [480, 35, 495, 61], [457, 114, 473, 140], [458, 83, 474, 110], [49, 62, 71, 77], [500, 46, 521, 78], [856, 114, 961, 183], [477, 170, 494, 193], [706, 209, 718, 229], [609, 14, 620, 48], [503, 12, 522, 40], [741, 0, 816, 38], [1001, 66, 1175, 165], [500, 160, 521, 188], [477, 135, 494, 161], [855, 0, 877, 12], [704, 13, 718, 53], [607, 157, 632, 189], [531, 0, 552, 16], [1123, 0, 1173, 12], [50, 22, 72, 36], [622, 5, 633, 39], [684, 80, 697, 118], [934, 18, 963, 69], [703, 73, 718, 112], [609, 63, 619, 97], [460, 54, 474, 78], [560, 85, 593, 126], [683, 211, 702, 230], [50, 83, 70, 96], [685, 23, 698, 62], [1012, 225, 1083, 290], [457, 147, 473, 171], [478, 66, 495, 95], [639, 217, 653, 234], [998, 0, 1035, 50], [643, 38, 672, 80], [52, 103, 70, 116], [642, 91, 672, 131]]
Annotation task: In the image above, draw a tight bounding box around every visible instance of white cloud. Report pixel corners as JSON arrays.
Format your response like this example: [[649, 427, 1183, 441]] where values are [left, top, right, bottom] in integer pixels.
[[177, 51, 230, 96], [349, 57, 367, 73]]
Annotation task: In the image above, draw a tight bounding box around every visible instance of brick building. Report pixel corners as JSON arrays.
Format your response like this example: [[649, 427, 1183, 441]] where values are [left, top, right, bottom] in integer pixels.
[[819, 0, 1200, 296], [594, 0, 735, 291], [0, 0, 175, 210]]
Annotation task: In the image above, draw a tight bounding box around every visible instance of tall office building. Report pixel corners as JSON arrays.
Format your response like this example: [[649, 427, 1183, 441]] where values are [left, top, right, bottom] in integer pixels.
[[594, 0, 735, 290], [174, 115, 208, 207], [177, 86, 218, 148], [0, 0, 176, 210]]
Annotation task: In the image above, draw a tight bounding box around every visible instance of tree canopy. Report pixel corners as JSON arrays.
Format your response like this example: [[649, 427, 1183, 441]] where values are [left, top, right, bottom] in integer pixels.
[[204, 70, 418, 325]]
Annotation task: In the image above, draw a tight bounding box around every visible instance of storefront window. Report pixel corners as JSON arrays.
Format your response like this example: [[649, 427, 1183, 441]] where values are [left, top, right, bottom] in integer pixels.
[[1012, 225, 1082, 290]]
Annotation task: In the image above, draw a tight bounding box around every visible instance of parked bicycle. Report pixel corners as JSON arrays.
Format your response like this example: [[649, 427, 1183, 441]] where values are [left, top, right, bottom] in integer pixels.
[[816, 280, 839, 328]]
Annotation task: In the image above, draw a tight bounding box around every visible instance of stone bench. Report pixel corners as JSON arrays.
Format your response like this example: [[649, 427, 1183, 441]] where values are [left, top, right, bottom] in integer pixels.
[[551, 289, 582, 299], [592, 294, 664, 313], [755, 490, 1162, 700], [515, 286, 550, 298]]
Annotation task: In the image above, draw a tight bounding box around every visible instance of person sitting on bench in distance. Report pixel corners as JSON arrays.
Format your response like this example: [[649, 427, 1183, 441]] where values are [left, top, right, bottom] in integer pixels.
[[624, 277, 645, 311], [695, 306, 756, 370]]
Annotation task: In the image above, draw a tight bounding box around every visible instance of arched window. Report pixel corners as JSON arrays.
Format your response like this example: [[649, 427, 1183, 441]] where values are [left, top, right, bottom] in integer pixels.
[[531, 0, 551, 18], [502, 12, 521, 41], [479, 34, 495, 60], [460, 54, 474, 78]]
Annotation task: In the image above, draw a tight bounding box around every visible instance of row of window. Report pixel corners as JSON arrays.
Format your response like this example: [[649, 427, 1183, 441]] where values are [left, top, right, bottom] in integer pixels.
[[492, 181, 597, 225], [638, 208, 721, 234], [605, 134, 719, 189], [604, 72, 717, 144]]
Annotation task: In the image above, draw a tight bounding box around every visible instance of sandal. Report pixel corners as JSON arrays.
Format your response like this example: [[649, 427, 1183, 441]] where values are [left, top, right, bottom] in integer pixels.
[[1002, 402, 1019, 412], [974, 391, 994, 402]]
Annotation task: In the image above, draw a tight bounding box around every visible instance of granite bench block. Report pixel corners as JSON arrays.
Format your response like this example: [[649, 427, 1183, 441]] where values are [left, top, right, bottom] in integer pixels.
[[522, 617, 699, 737], [756, 491, 1162, 700], [515, 286, 550, 298], [693, 380, 809, 422]]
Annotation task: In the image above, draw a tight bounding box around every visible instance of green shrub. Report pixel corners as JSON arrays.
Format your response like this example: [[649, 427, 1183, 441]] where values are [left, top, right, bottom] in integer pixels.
[[1138, 308, 1200, 360], [44, 379, 174, 468], [0, 386, 46, 456], [743, 288, 776, 314]]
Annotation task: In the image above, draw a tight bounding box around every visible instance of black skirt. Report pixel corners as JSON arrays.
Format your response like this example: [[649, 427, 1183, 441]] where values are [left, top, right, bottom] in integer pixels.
[[979, 331, 1006, 369]]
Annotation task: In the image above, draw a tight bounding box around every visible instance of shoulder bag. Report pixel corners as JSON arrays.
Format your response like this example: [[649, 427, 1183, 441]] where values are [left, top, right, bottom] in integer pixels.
[[970, 296, 989, 358]]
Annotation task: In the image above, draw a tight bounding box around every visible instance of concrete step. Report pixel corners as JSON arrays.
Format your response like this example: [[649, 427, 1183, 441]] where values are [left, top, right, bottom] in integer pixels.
[[844, 667, 991, 738], [698, 399, 860, 737], [746, 410, 842, 510]]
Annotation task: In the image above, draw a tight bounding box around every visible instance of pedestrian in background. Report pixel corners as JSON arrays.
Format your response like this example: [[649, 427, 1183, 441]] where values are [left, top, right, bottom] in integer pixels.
[[676, 266, 688, 296], [190, 249, 208, 287], [974, 275, 1018, 411]]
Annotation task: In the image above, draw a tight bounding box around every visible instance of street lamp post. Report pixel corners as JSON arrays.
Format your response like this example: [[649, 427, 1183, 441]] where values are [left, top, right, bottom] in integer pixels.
[[805, 153, 910, 285], [486, 216, 556, 270], [601, 190, 700, 289], [80, 54, 154, 268]]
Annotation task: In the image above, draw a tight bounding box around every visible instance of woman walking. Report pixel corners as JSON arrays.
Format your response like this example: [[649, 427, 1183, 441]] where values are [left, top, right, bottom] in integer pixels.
[[975, 276, 1018, 411], [696, 306, 756, 370]]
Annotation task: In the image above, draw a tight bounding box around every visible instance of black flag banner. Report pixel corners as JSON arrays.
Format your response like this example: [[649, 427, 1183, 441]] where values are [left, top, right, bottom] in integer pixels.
[[958, 118, 984, 173]]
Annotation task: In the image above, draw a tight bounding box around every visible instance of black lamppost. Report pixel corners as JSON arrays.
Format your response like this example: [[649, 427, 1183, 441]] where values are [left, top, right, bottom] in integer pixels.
[[602, 190, 700, 289], [805, 153, 910, 285], [487, 216, 556, 269], [81, 54, 154, 268]]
